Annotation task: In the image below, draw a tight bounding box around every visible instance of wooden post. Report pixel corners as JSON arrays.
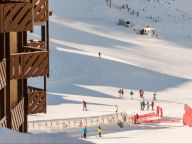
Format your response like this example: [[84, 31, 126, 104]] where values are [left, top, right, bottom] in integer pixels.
[[22, 31, 28, 132], [17, 31, 25, 132], [0, 33, 5, 118], [5, 32, 11, 129], [46, 11, 50, 78], [44, 2, 50, 114], [41, 25, 46, 42]]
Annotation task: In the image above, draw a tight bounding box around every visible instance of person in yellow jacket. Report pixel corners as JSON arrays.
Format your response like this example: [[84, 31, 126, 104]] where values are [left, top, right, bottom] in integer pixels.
[[98, 126, 102, 137]]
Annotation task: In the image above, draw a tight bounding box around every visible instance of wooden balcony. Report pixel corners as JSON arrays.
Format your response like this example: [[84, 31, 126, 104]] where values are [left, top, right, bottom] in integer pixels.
[[11, 98, 24, 131], [34, 0, 49, 24], [28, 86, 46, 114], [0, 116, 7, 128], [0, 2, 33, 32], [10, 51, 48, 80], [0, 59, 6, 90]]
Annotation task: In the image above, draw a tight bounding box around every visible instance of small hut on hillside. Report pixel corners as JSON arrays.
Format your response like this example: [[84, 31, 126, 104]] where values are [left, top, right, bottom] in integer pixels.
[[118, 19, 132, 28], [140, 26, 156, 36]]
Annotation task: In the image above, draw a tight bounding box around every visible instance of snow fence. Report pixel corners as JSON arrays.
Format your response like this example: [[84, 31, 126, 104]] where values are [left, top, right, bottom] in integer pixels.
[[28, 112, 133, 131]]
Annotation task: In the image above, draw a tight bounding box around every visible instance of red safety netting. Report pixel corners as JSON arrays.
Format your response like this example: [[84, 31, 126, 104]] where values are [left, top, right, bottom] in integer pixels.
[[183, 104, 192, 127]]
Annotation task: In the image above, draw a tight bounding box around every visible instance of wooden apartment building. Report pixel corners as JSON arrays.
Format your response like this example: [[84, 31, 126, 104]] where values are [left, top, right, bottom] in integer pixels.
[[0, 0, 50, 132]]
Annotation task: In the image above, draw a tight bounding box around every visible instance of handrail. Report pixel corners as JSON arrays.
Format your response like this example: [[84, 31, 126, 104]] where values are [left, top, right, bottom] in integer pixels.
[[28, 86, 44, 92], [10, 51, 48, 79], [28, 86, 46, 114], [23, 46, 46, 52], [11, 51, 47, 56]]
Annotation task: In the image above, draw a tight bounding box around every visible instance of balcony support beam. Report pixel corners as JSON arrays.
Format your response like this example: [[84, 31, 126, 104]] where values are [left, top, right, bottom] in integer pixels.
[[0, 33, 5, 118], [5, 32, 11, 129]]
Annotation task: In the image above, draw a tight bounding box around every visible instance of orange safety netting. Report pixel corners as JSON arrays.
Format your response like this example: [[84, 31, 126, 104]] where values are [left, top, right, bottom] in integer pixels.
[[183, 104, 192, 127]]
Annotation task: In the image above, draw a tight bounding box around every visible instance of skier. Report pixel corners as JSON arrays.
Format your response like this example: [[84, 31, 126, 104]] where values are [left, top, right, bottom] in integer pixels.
[[98, 52, 101, 58], [153, 92, 157, 101], [130, 90, 134, 99], [146, 101, 150, 110], [98, 126, 102, 137], [151, 100, 154, 111], [83, 100, 87, 111], [139, 89, 144, 99], [82, 126, 87, 139], [121, 89, 124, 98], [140, 100, 143, 110], [115, 105, 118, 113], [142, 100, 145, 110], [135, 113, 139, 124], [118, 89, 122, 98]]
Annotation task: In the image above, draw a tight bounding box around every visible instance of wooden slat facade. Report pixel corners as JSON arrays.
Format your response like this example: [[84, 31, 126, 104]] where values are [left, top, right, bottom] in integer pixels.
[[0, 59, 6, 90], [0, 2, 33, 32], [34, 0, 48, 23], [28, 86, 46, 114], [11, 98, 24, 131], [0, 116, 7, 128], [10, 51, 48, 80], [0, 0, 49, 133]]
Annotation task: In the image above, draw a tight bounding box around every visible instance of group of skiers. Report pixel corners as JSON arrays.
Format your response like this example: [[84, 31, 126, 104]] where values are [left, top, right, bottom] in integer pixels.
[[80, 89, 158, 139], [140, 100, 154, 111], [118, 88, 157, 100], [117, 88, 157, 111], [140, 90, 156, 111], [118, 89, 124, 98], [83, 89, 157, 112], [82, 125, 102, 139]]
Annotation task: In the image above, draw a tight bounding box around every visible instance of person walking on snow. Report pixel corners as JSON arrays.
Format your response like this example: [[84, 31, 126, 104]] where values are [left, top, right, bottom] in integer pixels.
[[121, 89, 124, 98], [98, 52, 101, 58], [142, 100, 145, 110], [82, 126, 87, 139], [139, 89, 144, 99], [115, 105, 118, 113], [140, 100, 143, 110], [151, 100, 154, 111], [130, 90, 134, 99], [98, 126, 102, 137], [153, 92, 157, 101], [118, 89, 122, 98], [83, 100, 87, 111], [146, 101, 150, 110], [82, 126, 87, 138]]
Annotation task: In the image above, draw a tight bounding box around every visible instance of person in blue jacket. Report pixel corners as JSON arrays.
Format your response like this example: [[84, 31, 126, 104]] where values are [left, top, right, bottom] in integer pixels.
[[82, 126, 87, 138]]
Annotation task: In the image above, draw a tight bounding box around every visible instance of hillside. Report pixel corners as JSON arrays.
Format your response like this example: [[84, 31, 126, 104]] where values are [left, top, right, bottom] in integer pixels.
[[25, 0, 192, 143]]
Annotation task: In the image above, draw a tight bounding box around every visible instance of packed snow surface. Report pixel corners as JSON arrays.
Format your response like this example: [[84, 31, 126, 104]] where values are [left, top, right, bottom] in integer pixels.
[[1, 0, 192, 143]]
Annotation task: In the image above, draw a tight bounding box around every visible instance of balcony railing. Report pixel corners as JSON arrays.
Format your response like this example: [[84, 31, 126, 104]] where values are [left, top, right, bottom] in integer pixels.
[[10, 51, 48, 80], [0, 2, 33, 32], [28, 86, 46, 114], [26, 40, 46, 50], [11, 98, 24, 131], [34, 0, 48, 23], [0, 59, 6, 90], [0, 116, 7, 128]]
